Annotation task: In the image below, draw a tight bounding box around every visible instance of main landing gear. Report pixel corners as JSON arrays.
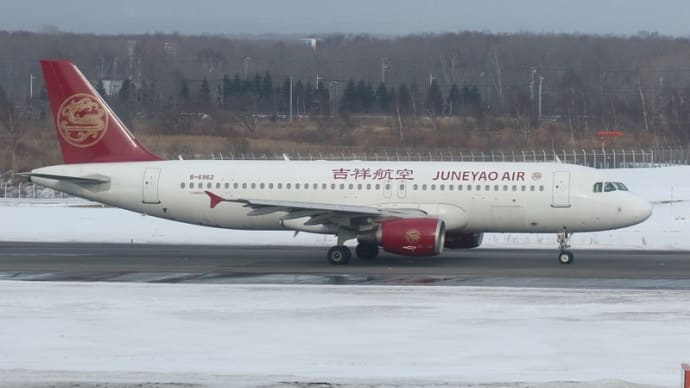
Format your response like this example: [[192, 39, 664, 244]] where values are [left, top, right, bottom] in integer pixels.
[[327, 246, 351, 265], [557, 232, 574, 264], [327, 243, 380, 265]]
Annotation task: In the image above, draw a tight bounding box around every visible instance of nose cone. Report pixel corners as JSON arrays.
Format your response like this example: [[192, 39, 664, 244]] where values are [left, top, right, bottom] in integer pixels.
[[632, 197, 653, 224]]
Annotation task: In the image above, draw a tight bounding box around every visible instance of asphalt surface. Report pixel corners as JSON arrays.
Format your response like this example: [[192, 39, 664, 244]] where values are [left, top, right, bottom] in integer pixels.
[[1, 242, 689, 288]]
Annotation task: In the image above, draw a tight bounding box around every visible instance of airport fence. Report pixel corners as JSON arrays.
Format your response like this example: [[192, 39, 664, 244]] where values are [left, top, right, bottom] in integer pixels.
[[194, 146, 689, 168], [1, 147, 688, 199]]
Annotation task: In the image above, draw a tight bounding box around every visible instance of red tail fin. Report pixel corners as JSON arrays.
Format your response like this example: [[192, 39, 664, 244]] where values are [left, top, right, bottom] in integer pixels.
[[40, 59, 161, 164]]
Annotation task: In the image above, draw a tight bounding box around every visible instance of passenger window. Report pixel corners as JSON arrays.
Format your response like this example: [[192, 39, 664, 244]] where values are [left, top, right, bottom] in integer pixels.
[[313, 184, 318, 190], [385, 183, 391, 190], [216, 183, 220, 189], [242, 183, 247, 189], [207, 183, 212, 189], [494, 185, 499, 191], [530, 185, 535, 191], [331, 183, 336, 190], [476, 185, 481, 191], [399, 184, 405, 191], [286, 183, 292, 189], [503, 185, 508, 191], [225, 183, 229, 189], [449, 185, 454, 191], [431, 184, 436, 191], [375, 184, 380, 190], [358, 184, 363, 190], [321, 184, 326, 190], [458, 185, 463, 191], [269, 183, 274, 189], [260, 183, 265, 189], [467, 185, 472, 191], [439, 184, 445, 191], [485, 185, 490, 191], [234, 182, 239, 189], [521, 185, 526, 191], [512, 185, 517, 191], [349, 184, 354, 190], [539, 185, 544, 191], [251, 183, 256, 189], [593, 182, 603, 193], [295, 183, 300, 189], [180, 182, 185, 189], [304, 183, 308, 190]]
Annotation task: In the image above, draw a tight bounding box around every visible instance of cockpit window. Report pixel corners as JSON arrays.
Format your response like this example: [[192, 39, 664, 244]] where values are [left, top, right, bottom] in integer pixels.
[[594, 181, 630, 193]]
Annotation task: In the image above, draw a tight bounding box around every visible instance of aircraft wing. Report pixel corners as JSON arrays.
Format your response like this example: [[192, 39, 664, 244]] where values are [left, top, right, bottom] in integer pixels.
[[204, 191, 426, 228]]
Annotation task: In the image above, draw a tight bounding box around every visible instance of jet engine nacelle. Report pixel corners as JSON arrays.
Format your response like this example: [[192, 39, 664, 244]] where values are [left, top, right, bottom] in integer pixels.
[[444, 231, 484, 249], [377, 218, 446, 256]]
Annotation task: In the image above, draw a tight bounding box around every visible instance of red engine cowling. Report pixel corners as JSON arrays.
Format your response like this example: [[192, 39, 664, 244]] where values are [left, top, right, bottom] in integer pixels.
[[378, 218, 446, 256], [444, 231, 484, 249]]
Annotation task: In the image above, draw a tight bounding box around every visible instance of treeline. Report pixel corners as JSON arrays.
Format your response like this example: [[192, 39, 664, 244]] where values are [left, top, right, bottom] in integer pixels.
[[4, 30, 690, 143]]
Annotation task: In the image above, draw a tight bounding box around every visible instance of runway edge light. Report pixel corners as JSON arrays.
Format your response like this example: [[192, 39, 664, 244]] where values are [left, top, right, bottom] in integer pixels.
[[682, 363, 690, 388]]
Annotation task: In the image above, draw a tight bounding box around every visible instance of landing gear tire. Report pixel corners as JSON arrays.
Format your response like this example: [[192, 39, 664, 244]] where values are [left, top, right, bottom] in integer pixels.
[[355, 243, 379, 261], [327, 246, 351, 265], [558, 251, 574, 265]]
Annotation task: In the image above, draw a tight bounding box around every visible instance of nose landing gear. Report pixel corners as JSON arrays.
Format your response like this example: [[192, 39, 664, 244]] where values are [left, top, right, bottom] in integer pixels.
[[557, 232, 574, 264]]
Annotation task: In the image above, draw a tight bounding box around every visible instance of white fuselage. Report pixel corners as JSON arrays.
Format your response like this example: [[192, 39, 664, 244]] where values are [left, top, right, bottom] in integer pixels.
[[31, 160, 651, 235]]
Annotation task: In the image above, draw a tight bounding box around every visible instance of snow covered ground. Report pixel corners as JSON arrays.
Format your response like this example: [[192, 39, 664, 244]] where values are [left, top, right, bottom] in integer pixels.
[[1, 167, 689, 387], [0, 166, 688, 250], [1, 282, 688, 388]]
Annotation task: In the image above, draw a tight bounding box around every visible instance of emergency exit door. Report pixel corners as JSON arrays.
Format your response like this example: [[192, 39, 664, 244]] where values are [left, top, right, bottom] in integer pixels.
[[143, 168, 161, 204], [551, 171, 571, 208]]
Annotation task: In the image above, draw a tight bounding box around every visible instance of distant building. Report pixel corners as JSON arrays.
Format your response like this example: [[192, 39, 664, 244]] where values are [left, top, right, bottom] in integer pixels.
[[101, 80, 124, 97]]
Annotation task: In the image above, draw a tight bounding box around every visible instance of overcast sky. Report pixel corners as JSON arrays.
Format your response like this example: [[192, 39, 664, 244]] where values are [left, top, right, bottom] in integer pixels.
[[2, 0, 690, 37]]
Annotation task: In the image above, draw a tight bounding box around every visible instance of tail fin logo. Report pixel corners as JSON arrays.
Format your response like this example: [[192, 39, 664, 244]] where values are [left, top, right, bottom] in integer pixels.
[[57, 93, 108, 148]]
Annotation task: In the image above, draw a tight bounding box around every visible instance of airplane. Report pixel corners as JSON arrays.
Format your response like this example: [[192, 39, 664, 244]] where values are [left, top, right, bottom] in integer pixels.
[[24, 59, 653, 265]]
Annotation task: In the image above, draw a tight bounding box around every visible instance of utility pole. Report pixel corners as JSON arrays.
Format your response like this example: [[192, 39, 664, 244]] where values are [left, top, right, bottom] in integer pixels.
[[381, 57, 388, 84], [289, 76, 293, 121], [538, 75, 544, 121], [316, 74, 321, 89], [29, 74, 36, 108], [243, 57, 252, 80], [529, 68, 536, 101]]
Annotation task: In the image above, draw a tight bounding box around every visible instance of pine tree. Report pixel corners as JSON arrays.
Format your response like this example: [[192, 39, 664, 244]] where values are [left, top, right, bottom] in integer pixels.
[[375, 82, 389, 112], [447, 83, 460, 115], [341, 79, 357, 113], [179, 79, 190, 102], [261, 71, 273, 99], [198, 77, 211, 106], [425, 79, 443, 117]]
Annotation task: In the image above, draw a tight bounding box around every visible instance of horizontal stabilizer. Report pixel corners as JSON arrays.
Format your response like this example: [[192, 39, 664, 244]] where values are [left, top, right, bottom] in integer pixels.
[[19, 172, 110, 184]]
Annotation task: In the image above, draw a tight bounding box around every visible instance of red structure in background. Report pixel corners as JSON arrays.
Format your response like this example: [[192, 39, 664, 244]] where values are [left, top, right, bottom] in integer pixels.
[[683, 363, 690, 388], [597, 130, 624, 149]]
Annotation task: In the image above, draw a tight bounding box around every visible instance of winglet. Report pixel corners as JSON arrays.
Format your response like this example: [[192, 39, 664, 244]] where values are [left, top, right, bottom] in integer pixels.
[[204, 191, 225, 209]]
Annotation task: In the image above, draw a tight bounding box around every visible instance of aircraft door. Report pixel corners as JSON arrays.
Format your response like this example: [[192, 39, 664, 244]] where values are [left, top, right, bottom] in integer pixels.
[[383, 181, 392, 198], [551, 171, 571, 208], [397, 181, 407, 198], [143, 168, 161, 204]]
